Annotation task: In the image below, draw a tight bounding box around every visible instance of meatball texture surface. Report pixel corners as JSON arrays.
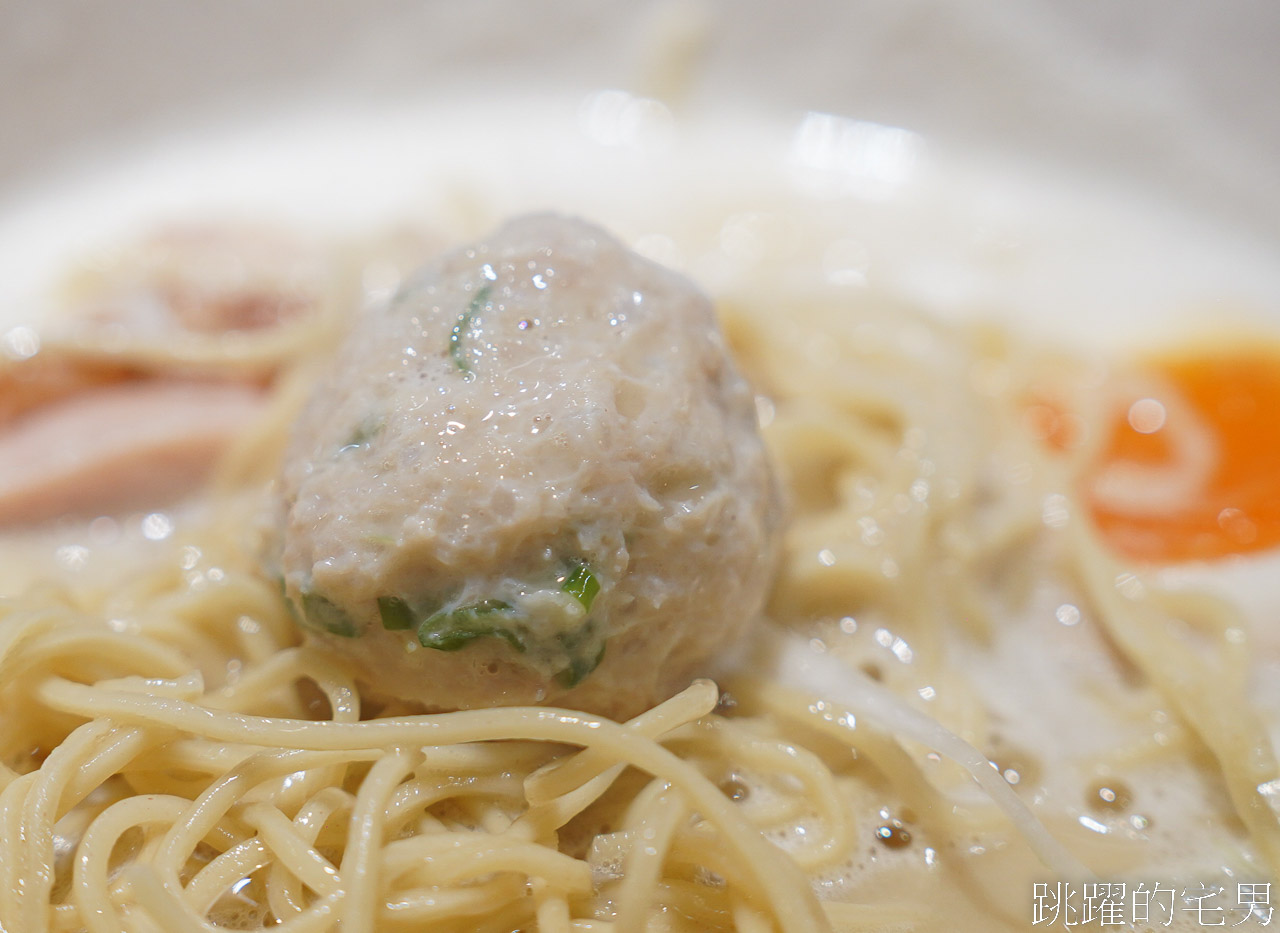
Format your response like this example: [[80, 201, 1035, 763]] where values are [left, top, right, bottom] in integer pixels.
[[278, 214, 782, 718]]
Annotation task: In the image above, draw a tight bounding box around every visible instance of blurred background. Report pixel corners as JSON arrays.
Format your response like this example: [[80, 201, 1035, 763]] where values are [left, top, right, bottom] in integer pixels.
[[1, 0, 1278, 240]]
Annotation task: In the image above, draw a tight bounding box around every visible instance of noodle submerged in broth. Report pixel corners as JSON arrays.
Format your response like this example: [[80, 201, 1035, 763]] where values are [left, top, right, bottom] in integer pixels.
[[1, 197, 1279, 933]]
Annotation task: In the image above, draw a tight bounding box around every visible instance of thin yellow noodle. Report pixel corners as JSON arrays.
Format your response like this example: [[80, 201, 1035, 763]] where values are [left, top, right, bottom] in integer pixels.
[[6, 630, 192, 682], [526, 680, 720, 803], [337, 749, 417, 933], [265, 787, 355, 920], [291, 648, 361, 722], [50, 318, 338, 377], [265, 866, 310, 921], [183, 837, 273, 915], [0, 774, 39, 926], [667, 718, 850, 870], [152, 750, 379, 878], [73, 794, 191, 933], [414, 741, 555, 775], [50, 901, 82, 933], [20, 719, 123, 933], [532, 877, 574, 933], [201, 648, 311, 709], [213, 363, 323, 490], [125, 738, 254, 777], [1071, 521, 1280, 876], [821, 900, 935, 931], [383, 775, 521, 837], [380, 832, 594, 891], [659, 832, 759, 893], [520, 765, 631, 839], [380, 875, 527, 924], [613, 785, 686, 933], [35, 676, 834, 930], [731, 897, 774, 933], [48, 726, 152, 821], [731, 678, 992, 839], [126, 860, 342, 933], [241, 803, 343, 898], [515, 685, 719, 839], [653, 879, 733, 928]]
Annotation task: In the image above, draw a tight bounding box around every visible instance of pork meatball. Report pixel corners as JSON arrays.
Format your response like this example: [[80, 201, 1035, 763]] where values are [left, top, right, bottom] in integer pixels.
[[276, 214, 782, 718]]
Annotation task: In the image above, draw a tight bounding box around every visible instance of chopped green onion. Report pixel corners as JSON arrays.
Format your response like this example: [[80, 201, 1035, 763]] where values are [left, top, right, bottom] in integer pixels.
[[552, 616, 607, 688], [553, 561, 604, 685], [377, 595, 415, 631], [339, 417, 383, 453], [561, 560, 600, 611], [417, 599, 526, 653], [449, 284, 492, 380], [408, 567, 606, 684], [556, 641, 606, 688], [300, 592, 359, 638]]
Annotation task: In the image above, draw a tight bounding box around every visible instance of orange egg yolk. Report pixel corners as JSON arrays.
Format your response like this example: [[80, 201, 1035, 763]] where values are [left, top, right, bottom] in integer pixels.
[[1085, 342, 1280, 563]]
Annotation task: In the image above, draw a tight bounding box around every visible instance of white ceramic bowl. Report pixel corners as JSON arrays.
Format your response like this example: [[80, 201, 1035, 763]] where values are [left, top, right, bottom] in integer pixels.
[[1, 1, 1277, 342]]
